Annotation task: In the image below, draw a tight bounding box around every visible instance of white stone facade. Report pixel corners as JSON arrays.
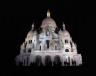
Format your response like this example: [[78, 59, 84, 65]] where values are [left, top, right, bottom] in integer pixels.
[[15, 10, 82, 66]]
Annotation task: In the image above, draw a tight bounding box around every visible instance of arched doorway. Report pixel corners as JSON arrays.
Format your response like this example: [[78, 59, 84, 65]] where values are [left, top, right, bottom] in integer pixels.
[[53, 55, 61, 66], [72, 59, 76, 66], [34, 55, 42, 66], [64, 57, 70, 66], [45, 55, 52, 66]]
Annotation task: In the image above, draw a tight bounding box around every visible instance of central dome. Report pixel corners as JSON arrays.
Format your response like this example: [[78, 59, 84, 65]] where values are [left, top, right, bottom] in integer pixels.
[[41, 10, 57, 29], [41, 17, 57, 29]]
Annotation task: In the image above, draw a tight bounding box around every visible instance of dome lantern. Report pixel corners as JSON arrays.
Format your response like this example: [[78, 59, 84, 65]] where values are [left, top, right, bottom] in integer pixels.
[[31, 23, 34, 31], [47, 10, 50, 17], [62, 22, 66, 30]]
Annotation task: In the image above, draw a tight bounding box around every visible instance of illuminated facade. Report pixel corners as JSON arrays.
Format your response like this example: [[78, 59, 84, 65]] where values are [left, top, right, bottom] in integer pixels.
[[15, 10, 82, 66]]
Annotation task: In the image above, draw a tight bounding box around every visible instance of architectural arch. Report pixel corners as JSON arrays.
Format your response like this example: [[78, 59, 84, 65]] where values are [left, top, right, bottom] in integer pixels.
[[45, 55, 52, 66], [34, 55, 42, 66], [53, 55, 61, 66]]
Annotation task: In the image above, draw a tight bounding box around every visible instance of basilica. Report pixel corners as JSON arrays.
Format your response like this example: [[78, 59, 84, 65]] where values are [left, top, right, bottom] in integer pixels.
[[15, 10, 82, 66]]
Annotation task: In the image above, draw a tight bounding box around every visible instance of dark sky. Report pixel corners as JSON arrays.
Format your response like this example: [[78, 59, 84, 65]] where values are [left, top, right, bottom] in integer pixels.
[[1, 0, 95, 75]]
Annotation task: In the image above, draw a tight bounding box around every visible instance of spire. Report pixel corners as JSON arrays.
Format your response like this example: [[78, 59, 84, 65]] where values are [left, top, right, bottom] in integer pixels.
[[31, 23, 34, 31], [62, 22, 66, 30], [47, 10, 50, 17]]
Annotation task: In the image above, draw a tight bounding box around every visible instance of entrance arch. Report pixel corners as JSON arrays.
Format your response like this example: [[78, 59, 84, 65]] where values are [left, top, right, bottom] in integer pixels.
[[53, 55, 61, 66], [35, 55, 42, 66], [45, 55, 52, 66]]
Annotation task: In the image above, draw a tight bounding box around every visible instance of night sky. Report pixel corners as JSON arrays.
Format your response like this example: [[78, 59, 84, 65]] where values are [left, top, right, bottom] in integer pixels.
[[1, 0, 95, 75]]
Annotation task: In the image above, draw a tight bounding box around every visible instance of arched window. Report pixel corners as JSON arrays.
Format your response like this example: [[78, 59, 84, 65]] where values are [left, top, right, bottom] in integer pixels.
[[28, 49, 31, 53], [46, 31, 49, 36], [24, 42, 27, 48], [46, 40, 49, 49], [70, 42, 72, 47], [65, 40, 68, 43], [29, 40, 32, 44], [40, 45, 41, 50], [65, 49, 69, 52]]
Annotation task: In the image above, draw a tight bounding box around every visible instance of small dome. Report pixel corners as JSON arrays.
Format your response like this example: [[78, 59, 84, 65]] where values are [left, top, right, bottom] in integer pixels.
[[27, 30, 37, 37], [25, 31, 33, 42], [27, 31, 33, 38], [59, 30, 70, 38], [63, 30, 70, 37], [41, 17, 57, 29], [25, 30, 37, 42]]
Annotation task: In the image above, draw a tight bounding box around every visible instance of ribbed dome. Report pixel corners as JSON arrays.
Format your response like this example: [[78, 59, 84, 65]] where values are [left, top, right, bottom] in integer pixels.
[[41, 17, 57, 29], [63, 30, 70, 37], [27, 31, 33, 38]]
